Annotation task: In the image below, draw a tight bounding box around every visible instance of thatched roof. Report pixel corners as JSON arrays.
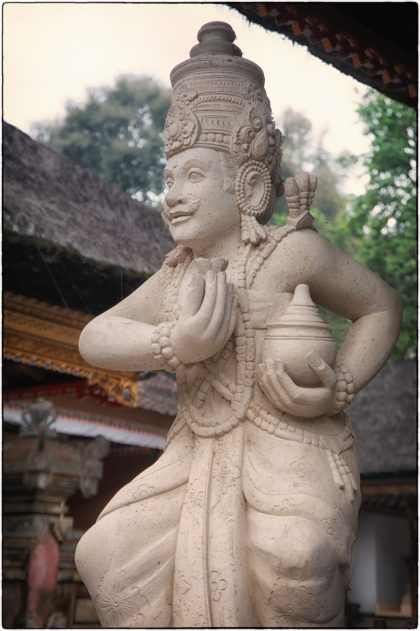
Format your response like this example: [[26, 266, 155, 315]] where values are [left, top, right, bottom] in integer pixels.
[[229, 3, 417, 108], [3, 121, 174, 276], [348, 360, 417, 476]]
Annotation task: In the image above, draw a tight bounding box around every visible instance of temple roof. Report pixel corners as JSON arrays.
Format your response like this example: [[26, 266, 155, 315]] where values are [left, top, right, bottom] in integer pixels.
[[229, 3, 417, 107], [3, 121, 174, 313], [348, 360, 416, 476]]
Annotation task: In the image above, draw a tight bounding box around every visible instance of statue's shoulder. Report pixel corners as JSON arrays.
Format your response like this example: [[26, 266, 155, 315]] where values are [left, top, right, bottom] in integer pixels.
[[262, 224, 335, 284], [267, 222, 321, 257]]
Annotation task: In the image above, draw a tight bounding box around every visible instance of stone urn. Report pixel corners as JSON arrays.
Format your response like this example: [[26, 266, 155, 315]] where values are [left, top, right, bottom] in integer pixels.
[[262, 284, 337, 387]]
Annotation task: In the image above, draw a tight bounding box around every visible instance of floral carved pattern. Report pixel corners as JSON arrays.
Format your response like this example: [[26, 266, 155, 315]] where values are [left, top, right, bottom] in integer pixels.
[[96, 572, 149, 627], [209, 570, 228, 602], [162, 104, 200, 155], [268, 580, 324, 626]]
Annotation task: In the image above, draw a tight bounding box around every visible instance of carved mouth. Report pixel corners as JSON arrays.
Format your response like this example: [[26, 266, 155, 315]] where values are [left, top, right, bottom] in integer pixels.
[[168, 210, 195, 223]]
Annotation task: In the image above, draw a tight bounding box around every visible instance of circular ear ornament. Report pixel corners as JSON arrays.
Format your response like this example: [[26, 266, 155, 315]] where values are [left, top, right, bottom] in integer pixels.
[[235, 161, 272, 246], [235, 160, 272, 218]]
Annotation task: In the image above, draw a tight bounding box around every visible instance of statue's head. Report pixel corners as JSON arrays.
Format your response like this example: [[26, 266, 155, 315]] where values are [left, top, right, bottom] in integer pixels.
[[162, 22, 283, 246]]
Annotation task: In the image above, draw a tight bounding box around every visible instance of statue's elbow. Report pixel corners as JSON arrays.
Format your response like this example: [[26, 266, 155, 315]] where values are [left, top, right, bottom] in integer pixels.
[[388, 286, 404, 338], [79, 319, 103, 367]]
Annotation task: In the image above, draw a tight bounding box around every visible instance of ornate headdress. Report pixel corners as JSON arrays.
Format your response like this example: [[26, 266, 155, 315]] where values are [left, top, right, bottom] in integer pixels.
[[163, 22, 284, 244]]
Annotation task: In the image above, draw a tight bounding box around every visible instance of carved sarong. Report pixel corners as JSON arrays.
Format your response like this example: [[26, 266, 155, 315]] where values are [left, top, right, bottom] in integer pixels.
[[76, 225, 361, 627]]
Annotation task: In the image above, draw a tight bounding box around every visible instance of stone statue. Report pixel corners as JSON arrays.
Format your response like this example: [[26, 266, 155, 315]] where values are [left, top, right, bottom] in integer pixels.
[[75, 22, 402, 628]]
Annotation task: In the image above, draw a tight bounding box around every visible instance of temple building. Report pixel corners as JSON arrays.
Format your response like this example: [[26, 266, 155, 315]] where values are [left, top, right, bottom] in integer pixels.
[[347, 360, 416, 625], [3, 121, 177, 627]]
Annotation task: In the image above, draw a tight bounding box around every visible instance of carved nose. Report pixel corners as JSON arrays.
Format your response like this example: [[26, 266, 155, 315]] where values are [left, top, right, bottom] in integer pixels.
[[165, 190, 183, 208]]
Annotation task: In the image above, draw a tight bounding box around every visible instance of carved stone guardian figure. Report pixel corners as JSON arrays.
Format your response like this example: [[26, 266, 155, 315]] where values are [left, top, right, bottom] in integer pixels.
[[75, 22, 402, 627]]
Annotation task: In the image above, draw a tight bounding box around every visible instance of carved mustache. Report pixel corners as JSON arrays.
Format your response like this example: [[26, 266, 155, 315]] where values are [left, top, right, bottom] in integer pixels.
[[162, 196, 201, 222]]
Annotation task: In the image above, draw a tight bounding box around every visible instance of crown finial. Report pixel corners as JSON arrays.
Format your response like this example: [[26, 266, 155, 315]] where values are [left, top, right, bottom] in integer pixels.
[[190, 21, 243, 58]]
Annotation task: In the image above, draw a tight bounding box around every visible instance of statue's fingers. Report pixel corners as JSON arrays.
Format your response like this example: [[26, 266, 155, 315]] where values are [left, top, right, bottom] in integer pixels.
[[264, 362, 297, 407], [206, 272, 227, 338], [227, 293, 238, 339], [196, 270, 217, 326], [217, 286, 235, 342], [274, 361, 314, 406], [195, 258, 213, 275], [211, 258, 228, 273], [257, 368, 280, 405], [180, 273, 205, 317], [306, 351, 336, 389]]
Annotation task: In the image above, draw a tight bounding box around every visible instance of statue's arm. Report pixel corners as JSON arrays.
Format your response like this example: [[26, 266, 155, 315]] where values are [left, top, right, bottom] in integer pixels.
[[79, 270, 166, 372], [258, 229, 402, 418], [283, 229, 403, 392], [79, 264, 238, 372]]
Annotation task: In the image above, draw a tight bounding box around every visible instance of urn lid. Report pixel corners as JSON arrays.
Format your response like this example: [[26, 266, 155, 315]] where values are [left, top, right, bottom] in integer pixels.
[[267, 284, 334, 340]]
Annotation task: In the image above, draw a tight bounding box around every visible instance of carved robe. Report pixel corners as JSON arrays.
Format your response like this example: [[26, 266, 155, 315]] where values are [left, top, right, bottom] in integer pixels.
[[76, 224, 361, 628]]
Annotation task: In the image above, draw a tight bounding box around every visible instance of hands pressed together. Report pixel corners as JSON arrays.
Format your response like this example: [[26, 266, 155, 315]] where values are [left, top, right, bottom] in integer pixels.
[[171, 267, 238, 365]]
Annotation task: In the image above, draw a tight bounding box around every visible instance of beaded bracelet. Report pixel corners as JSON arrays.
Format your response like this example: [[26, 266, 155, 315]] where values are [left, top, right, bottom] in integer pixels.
[[151, 321, 182, 371], [333, 363, 355, 412]]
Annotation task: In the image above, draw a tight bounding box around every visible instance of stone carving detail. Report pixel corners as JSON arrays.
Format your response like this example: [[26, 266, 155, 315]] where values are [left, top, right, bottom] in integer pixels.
[[162, 104, 200, 155], [3, 400, 108, 627], [20, 398, 57, 440], [75, 21, 402, 628], [231, 107, 282, 179], [236, 160, 272, 217], [79, 436, 110, 497]]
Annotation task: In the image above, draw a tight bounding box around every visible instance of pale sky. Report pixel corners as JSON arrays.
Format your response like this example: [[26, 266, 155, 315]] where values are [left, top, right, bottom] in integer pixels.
[[4, 2, 370, 193]]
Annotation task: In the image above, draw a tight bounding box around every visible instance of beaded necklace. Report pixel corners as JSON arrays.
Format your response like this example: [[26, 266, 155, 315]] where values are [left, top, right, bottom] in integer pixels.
[[161, 224, 296, 438]]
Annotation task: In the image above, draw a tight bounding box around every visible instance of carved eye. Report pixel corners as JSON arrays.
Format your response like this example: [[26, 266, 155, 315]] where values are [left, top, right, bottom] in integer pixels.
[[165, 176, 174, 189], [188, 170, 204, 183]]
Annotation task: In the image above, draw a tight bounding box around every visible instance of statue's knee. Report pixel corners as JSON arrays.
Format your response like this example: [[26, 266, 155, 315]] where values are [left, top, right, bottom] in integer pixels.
[[249, 512, 337, 582], [281, 523, 336, 580]]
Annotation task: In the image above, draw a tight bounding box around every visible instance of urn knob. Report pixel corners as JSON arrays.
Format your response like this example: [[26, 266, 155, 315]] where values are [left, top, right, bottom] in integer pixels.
[[262, 284, 337, 387]]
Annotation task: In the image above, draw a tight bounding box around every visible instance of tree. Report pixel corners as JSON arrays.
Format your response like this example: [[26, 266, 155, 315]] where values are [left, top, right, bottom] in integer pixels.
[[32, 75, 171, 203], [274, 108, 347, 223], [273, 98, 416, 360], [345, 89, 416, 360]]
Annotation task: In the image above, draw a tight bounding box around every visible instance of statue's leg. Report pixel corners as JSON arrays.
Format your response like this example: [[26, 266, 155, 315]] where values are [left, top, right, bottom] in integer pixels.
[[76, 483, 186, 627], [76, 422, 193, 627], [247, 508, 345, 627]]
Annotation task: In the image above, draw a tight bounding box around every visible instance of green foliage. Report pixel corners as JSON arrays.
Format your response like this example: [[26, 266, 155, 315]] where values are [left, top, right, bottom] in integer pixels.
[[32, 75, 171, 203], [347, 90, 416, 360], [273, 96, 416, 361]]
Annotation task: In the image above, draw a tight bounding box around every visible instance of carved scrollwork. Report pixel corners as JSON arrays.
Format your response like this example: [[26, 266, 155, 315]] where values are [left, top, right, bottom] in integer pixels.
[[231, 106, 283, 177], [162, 103, 200, 155]]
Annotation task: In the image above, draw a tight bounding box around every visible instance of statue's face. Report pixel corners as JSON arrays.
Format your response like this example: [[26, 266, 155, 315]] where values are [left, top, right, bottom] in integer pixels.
[[163, 147, 239, 246]]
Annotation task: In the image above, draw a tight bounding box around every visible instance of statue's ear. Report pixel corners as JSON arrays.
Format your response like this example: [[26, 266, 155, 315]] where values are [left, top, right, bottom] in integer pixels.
[[236, 160, 271, 219], [235, 160, 272, 245]]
